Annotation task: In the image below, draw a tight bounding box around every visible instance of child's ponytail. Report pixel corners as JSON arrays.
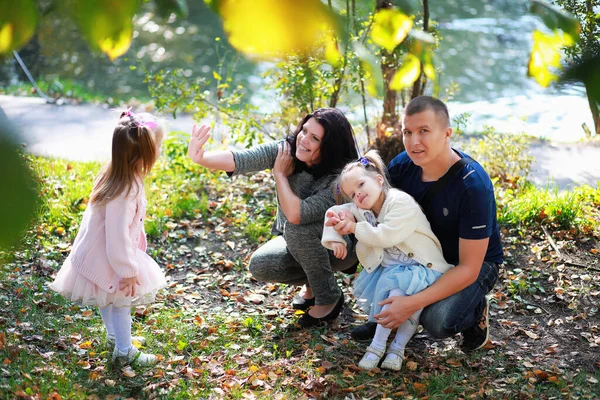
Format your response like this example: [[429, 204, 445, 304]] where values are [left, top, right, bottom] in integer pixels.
[[90, 111, 164, 206]]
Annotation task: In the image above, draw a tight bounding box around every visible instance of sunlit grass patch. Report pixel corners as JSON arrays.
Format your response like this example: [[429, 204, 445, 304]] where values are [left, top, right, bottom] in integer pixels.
[[497, 183, 599, 233]]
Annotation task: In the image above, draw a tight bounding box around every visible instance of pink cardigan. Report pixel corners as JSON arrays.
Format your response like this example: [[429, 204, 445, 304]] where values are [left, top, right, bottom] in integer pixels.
[[66, 180, 147, 293]]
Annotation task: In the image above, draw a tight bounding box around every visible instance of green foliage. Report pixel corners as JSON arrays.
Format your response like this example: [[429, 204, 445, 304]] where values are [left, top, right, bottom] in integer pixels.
[[462, 126, 534, 184], [496, 183, 598, 232], [553, 0, 600, 63], [0, 0, 38, 56], [0, 78, 142, 105], [145, 58, 274, 148], [0, 127, 39, 249]]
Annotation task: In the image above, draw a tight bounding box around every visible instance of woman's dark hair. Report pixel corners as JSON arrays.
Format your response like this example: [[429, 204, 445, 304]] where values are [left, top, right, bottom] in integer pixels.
[[286, 108, 359, 176]]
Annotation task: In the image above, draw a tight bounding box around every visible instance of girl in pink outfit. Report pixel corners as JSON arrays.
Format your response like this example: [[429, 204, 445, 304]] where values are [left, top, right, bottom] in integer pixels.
[[50, 110, 167, 366]]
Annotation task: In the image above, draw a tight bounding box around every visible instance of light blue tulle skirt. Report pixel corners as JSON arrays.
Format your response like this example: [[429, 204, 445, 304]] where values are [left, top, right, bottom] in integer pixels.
[[353, 263, 442, 320]]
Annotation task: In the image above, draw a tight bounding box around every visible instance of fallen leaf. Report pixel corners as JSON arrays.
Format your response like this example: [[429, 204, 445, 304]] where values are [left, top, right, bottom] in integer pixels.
[[405, 360, 418, 371]]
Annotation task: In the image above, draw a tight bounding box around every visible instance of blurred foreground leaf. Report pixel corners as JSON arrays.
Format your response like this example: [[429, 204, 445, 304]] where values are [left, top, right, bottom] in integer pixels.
[[390, 53, 421, 90], [530, 0, 581, 40], [0, 113, 39, 249], [217, 0, 341, 60], [0, 0, 38, 57], [528, 30, 575, 87], [68, 0, 138, 61], [370, 8, 413, 53]]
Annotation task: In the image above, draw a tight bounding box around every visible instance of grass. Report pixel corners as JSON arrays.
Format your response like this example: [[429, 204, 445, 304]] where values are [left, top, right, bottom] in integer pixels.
[[1, 137, 600, 399], [496, 182, 598, 233], [0, 79, 154, 106]]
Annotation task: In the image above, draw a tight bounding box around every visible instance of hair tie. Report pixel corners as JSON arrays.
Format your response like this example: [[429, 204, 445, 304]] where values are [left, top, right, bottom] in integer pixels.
[[336, 184, 341, 195], [121, 108, 157, 132], [139, 120, 157, 131], [359, 156, 369, 166]]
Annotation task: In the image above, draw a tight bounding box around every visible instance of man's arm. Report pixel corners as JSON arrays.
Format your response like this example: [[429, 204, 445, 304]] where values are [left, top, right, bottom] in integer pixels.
[[374, 237, 489, 329]]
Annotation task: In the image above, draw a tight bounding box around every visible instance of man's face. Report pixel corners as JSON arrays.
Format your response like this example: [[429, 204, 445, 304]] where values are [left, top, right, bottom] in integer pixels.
[[402, 109, 451, 169]]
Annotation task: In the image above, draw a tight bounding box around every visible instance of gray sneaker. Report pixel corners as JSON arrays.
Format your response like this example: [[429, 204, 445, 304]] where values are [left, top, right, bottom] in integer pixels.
[[460, 296, 490, 352]]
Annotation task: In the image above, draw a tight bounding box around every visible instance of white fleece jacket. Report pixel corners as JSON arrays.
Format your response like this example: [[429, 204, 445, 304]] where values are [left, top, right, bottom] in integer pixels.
[[322, 189, 454, 274]]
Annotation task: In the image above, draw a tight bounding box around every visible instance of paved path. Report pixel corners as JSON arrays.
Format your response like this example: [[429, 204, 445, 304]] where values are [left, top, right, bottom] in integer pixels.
[[1, 95, 599, 190]]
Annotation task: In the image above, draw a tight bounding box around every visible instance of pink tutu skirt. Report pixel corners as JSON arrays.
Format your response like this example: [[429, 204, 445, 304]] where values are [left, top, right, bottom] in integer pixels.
[[49, 252, 167, 308]]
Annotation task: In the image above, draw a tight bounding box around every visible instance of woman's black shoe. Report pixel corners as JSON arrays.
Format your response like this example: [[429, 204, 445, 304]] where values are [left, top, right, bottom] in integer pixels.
[[298, 293, 344, 328], [292, 295, 315, 311], [350, 322, 377, 341], [341, 261, 359, 275]]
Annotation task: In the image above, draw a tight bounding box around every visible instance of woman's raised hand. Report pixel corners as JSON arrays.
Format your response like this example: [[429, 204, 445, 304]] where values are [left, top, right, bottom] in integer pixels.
[[274, 141, 295, 177], [188, 124, 211, 165]]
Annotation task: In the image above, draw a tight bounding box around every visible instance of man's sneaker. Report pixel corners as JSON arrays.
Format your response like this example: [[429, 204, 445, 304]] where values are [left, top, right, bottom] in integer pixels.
[[460, 296, 490, 352], [350, 322, 377, 341]]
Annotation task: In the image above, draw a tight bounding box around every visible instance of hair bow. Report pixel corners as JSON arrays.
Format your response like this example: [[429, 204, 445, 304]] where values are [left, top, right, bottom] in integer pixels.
[[122, 107, 157, 131]]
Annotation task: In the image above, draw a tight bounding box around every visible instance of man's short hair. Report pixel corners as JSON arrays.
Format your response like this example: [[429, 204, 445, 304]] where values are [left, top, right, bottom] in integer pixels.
[[404, 96, 450, 128]]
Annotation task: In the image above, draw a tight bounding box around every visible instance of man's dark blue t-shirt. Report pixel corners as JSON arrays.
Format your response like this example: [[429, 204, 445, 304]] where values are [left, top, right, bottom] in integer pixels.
[[387, 149, 504, 266]]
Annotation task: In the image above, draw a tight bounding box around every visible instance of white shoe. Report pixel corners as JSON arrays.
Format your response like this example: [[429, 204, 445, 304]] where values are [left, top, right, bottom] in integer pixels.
[[106, 334, 146, 349], [112, 346, 157, 366], [358, 345, 385, 370], [381, 347, 405, 371]]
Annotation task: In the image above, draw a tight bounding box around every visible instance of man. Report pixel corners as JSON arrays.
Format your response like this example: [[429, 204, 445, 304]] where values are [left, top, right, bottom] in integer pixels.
[[351, 96, 503, 351]]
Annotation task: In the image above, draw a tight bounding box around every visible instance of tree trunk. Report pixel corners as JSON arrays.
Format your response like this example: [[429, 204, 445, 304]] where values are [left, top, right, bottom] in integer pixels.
[[380, 49, 400, 137], [372, 0, 404, 161], [410, 0, 429, 99], [588, 87, 600, 136]]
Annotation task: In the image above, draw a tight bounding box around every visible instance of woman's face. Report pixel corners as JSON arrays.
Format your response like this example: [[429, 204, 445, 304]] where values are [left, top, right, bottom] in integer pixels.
[[295, 117, 324, 166]]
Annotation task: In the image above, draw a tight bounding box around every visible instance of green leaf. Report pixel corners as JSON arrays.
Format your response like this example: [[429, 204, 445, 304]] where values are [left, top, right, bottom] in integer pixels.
[[155, 0, 189, 19], [528, 30, 574, 87], [68, 0, 139, 61], [390, 53, 421, 90], [0, 116, 39, 249], [0, 0, 38, 57], [530, 0, 581, 41], [407, 34, 436, 81], [217, 0, 341, 60], [370, 8, 413, 53]]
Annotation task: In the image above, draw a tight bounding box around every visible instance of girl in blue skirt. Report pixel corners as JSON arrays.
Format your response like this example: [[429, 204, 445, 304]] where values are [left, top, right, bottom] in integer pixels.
[[322, 150, 454, 371]]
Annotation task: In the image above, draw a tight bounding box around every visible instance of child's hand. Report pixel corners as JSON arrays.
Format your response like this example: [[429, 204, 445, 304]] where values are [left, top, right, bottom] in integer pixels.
[[338, 209, 356, 223], [325, 210, 341, 226], [333, 211, 356, 235], [331, 242, 347, 259], [188, 124, 211, 164], [119, 276, 141, 297], [274, 141, 295, 177]]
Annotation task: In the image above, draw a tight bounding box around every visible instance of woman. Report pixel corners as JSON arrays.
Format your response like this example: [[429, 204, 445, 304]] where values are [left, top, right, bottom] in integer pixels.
[[187, 108, 359, 327]]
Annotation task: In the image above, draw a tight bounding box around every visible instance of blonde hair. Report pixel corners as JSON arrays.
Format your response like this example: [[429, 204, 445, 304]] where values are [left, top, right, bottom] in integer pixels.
[[333, 149, 391, 204], [90, 111, 165, 206]]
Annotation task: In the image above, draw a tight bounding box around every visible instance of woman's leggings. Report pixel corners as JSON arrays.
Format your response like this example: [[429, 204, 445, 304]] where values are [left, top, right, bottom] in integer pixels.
[[248, 220, 358, 305]]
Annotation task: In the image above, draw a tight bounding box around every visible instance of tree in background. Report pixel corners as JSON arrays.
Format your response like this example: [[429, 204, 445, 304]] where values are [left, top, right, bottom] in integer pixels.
[[0, 0, 594, 246], [555, 0, 600, 135]]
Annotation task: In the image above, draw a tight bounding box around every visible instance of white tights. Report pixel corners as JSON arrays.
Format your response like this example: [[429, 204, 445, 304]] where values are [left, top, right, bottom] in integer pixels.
[[365, 288, 423, 361], [98, 304, 132, 352]]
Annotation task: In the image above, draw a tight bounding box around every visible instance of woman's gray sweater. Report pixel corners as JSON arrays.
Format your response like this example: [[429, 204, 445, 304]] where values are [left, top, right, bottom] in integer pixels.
[[231, 140, 337, 233]]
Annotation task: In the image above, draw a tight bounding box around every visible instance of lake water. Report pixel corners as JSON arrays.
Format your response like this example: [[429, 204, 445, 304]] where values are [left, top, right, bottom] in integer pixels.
[[0, 0, 593, 142]]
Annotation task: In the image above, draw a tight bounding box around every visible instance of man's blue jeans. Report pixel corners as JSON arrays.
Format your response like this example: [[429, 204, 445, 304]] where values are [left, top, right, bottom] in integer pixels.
[[420, 261, 499, 338]]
